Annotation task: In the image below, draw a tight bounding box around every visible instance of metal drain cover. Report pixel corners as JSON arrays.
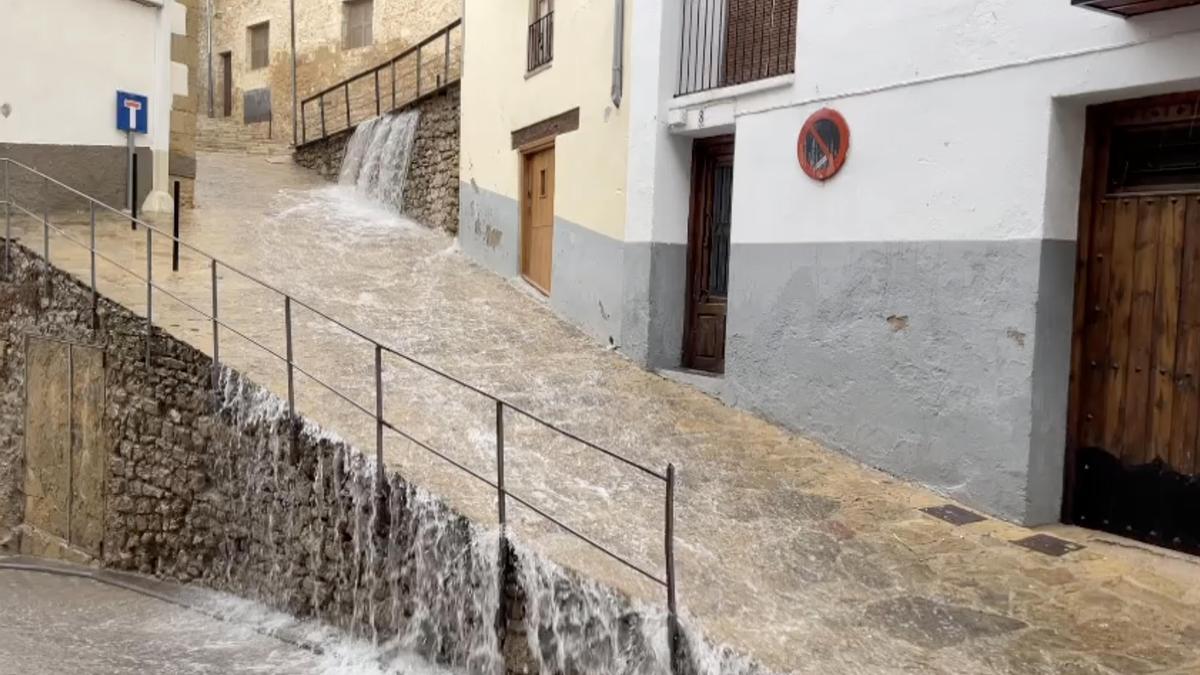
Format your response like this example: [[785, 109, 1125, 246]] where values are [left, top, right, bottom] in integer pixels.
[[920, 504, 987, 526], [1012, 534, 1085, 557]]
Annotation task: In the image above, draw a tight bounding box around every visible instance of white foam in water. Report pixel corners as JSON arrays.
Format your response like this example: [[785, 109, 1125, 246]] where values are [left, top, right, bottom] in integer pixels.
[[339, 111, 421, 213], [211, 356, 769, 675]]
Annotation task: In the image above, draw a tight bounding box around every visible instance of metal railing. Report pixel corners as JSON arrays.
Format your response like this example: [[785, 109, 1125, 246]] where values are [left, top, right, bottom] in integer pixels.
[[0, 157, 683, 669], [677, 0, 797, 96], [299, 19, 462, 147], [527, 12, 554, 72]]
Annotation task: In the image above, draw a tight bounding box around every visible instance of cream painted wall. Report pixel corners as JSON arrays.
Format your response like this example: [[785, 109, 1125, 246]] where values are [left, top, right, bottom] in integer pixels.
[[459, 0, 631, 240]]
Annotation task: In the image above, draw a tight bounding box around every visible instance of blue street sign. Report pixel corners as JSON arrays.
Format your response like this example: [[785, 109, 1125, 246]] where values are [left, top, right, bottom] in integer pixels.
[[116, 91, 149, 134]]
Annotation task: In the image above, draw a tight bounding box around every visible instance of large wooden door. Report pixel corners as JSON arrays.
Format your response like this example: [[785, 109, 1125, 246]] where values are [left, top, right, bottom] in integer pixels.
[[521, 145, 555, 294], [683, 136, 734, 373], [221, 52, 233, 117], [1066, 92, 1200, 555]]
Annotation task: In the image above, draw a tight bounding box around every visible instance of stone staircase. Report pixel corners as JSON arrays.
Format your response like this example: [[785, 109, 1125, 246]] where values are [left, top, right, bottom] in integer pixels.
[[197, 116, 292, 156]]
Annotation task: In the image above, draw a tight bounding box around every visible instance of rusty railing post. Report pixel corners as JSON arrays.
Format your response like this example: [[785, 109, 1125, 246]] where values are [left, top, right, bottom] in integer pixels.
[[41, 176, 49, 263], [284, 296, 295, 419], [172, 180, 181, 271], [301, 101, 307, 145], [145, 225, 152, 368], [210, 259, 220, 407], [89, 202, 97, 329], [344, 82, 351, 129], [494, 398, 509, 668], [374, 343, 385, 490], [2, 159, 9, 280], [415, 46, 422, 97], [131, 153, 138, 231], [666, 463, 681, 674], [391, 59, 397, 109], [374, 69, 381, 117], [319, 94, 327, 139], [2, 161, 8, 280]]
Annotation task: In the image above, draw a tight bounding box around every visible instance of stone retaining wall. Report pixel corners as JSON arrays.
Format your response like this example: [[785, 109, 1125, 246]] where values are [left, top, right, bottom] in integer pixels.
[[0, 242, 740, 675], [294, 86, 460, 234]]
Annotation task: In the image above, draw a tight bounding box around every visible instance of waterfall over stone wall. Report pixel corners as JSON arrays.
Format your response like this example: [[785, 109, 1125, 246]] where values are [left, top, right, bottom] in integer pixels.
[[0, 242, 770, 675], [339, 111, 422, 214]]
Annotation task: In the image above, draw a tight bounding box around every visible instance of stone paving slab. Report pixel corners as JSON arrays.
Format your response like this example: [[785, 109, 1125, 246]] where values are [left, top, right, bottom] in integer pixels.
[[5, 152, 1200, 674]]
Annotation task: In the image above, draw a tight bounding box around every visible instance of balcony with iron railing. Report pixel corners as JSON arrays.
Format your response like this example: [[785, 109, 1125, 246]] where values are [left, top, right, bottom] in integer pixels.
[[527, 11, 554, 72], [677, 0, 797, 97]]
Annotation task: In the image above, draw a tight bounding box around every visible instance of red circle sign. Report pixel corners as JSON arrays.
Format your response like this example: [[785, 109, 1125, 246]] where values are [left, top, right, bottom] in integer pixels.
[[797, 109, 850, 181]]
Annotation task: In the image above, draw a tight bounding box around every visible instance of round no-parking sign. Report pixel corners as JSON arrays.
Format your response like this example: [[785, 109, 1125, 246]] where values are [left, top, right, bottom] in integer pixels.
[[797, 108, 850, 181]]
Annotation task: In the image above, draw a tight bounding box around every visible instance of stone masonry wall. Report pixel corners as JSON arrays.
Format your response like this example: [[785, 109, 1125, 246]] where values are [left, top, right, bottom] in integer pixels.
[[294, 86, 460, 234], [197, 0, 460, 149], [0, 242, 730, 675]]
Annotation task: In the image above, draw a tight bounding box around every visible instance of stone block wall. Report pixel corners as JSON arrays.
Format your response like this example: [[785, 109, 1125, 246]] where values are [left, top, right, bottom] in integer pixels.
[[197, 0, 460, 150], [171, 0, 203, 208], [0, 242, 743, 675], [294, 86, 460, 234], [403, 87, 460, 233]]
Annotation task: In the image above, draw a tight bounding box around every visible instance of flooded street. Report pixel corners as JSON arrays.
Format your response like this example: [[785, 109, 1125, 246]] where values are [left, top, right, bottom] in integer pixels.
[[7, 152, 1200, 674], [0, 562, 455, 675]]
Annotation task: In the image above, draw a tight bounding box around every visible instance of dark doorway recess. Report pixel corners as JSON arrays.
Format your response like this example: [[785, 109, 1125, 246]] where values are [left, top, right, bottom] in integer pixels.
[[683, 135, 734, 374], [1065, 91, 1200, 555]]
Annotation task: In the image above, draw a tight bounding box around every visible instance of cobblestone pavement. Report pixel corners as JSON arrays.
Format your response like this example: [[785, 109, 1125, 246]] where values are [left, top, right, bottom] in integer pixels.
[[0, 566, 383, 674], [7, 152, 1200, 674]]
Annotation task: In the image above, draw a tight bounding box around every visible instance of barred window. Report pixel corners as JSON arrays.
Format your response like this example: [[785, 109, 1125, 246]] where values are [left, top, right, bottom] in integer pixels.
[[249, 22, 269, 70], [344, 0, 374, 50]]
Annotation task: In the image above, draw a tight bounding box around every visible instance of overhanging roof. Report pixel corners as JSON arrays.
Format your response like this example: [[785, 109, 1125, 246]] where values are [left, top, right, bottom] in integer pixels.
[[1072, 0, 1200, 17]]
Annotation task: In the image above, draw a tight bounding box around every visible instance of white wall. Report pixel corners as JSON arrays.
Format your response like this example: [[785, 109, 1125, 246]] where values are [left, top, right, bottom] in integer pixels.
[[654, 0, 1200, 245], [0, 0, 174, 154]]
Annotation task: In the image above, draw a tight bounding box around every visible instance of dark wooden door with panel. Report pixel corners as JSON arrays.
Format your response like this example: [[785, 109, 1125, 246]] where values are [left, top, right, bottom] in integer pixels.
[[1066, 92, 1200, 555]]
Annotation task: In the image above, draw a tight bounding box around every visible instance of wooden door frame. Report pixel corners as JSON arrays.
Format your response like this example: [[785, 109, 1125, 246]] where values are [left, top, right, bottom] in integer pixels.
[[1063, 90, 1200, 522], [519, 139, 555, 295], [682, 134, 735, 371]]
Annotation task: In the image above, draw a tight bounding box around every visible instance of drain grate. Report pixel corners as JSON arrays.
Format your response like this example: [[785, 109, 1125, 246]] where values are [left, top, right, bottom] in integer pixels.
[[1011, 534, 1085, 557], [920, 504, 987, 526]]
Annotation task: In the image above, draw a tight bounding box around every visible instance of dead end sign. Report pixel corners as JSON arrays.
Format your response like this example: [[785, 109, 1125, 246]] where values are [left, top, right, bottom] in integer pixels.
[[798, 108, 849, 181], [116, 91, 149, 134]]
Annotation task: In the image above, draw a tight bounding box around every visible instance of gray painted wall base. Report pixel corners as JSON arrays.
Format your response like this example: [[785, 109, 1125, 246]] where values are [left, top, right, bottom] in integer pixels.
[[458, 178, 1074, 526], [722, 238, 1074, 524], [2, 143, 153, 212]]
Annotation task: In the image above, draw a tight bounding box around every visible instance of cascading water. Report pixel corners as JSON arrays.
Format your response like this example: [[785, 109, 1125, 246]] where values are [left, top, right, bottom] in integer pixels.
[[203, 368, 767, 675], [339, 111, 421, 214]]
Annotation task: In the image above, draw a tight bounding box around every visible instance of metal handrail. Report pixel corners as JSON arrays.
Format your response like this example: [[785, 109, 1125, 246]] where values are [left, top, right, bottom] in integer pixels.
[[299, 19, 462, 147], [0, 157, 683, 665]]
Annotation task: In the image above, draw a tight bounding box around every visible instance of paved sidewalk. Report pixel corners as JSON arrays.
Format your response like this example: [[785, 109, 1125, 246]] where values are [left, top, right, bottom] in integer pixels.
[[8, 152, 1200, 674]]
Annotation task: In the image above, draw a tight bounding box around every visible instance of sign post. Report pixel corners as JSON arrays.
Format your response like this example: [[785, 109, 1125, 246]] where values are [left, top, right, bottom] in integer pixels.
[[116, 91, 150, 216]]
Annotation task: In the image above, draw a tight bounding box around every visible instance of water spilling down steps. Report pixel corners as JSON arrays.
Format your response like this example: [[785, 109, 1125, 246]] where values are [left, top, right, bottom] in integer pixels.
[[339, 111, 422, 214]]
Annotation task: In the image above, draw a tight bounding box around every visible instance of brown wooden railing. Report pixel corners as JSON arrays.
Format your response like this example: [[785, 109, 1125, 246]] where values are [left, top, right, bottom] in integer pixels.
[[299, 19, 462, 147]]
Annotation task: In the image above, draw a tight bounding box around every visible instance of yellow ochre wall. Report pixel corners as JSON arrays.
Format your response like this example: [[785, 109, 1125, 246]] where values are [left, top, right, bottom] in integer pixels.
[[460, 0, 631, 241]]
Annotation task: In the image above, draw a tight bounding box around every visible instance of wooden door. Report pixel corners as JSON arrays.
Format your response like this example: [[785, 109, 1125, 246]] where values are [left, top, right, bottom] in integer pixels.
[[521, 145, 555, 294], [683, 135, 734, 373], [221, 52, 233, 117], [1066, 92, 1200, 555]]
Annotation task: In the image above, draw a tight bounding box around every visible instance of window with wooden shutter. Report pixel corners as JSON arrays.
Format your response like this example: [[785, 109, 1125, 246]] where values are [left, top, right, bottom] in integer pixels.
[[248, 22, 269, 70], [344, 0, 373, 50]]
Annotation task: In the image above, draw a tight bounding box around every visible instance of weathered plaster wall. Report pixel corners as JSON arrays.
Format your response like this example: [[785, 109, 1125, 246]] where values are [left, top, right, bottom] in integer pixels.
[[459, 0, 631, 242], [198, 0, 460, 147]]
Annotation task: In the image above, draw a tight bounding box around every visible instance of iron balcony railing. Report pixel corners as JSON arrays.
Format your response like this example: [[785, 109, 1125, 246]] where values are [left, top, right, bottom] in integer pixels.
[[527, 12, 554, 72], [299, 19, 462, 147], [677, 0, 797, 96], [0, 157, 686, 670]]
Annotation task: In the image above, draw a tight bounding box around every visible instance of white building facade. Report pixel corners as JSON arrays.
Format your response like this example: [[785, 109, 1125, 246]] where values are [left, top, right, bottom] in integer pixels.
[[459, 0, 1200, 552], [0, 0, 193, 210]]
